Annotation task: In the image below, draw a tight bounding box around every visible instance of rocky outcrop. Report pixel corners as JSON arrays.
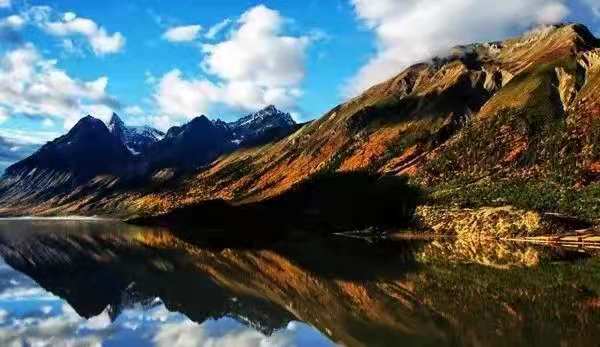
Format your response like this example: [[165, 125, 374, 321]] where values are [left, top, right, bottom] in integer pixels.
[[415, 205, 595, 238]]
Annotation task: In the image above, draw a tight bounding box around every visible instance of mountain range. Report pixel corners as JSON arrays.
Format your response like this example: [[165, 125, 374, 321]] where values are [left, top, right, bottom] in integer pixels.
[[0, 23, 598, 223]]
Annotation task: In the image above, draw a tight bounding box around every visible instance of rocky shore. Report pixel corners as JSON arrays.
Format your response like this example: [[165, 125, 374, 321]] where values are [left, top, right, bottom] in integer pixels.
[[414, 205, 598, 239]]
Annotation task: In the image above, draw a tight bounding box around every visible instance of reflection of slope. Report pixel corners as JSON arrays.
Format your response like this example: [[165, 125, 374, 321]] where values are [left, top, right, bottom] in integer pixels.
[[0, 266, 312, 347], [0, 220, 600, 347], [138, 229, 600, 347], [0, 222, 297, 336]]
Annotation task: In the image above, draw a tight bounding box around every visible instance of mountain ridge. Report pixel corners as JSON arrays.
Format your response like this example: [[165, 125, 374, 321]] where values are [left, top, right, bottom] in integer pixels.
[[0, 23, 598, 222], [0, 105, 299, 215]]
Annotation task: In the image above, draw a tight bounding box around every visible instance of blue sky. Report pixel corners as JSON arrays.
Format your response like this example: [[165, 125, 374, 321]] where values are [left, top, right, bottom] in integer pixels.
[[0, 0, 598, 170]]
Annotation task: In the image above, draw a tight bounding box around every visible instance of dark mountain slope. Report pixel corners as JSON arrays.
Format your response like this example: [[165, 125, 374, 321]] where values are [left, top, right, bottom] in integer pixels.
[[0, 106, 298, 216], [144, 106, 298, 172], [6, 116, 133, 179], [0, 116, 140, 215], [145, 115, 234, 171]]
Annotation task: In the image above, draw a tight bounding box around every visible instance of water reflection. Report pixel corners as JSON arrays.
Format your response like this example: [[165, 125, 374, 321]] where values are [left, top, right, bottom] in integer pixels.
[[0, 262, 323, 347], [0, 220, 334, 347], [0, 220, 598, 346]]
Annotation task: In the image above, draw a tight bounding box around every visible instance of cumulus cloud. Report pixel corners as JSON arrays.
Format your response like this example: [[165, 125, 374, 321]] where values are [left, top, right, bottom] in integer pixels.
[[0, 0, 10, 8], [0, 15, 25, 30], [202, 5, 308, 87], [163, 25, 202, 42], [0, 43, 119, 128], [154, 69, 220, 120], [346, 0, 570, 96], [152, 5, 310, 128], [24, 6, 125, 56]]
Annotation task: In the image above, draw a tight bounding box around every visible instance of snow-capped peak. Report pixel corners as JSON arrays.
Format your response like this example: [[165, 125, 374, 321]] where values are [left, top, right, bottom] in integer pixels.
[[214, 105, 296, 146], [229, 105, 295, 130], [107, 113, 165, 155]]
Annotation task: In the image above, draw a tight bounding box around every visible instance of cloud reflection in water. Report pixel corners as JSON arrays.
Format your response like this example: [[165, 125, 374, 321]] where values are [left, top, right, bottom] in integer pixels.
[[0, 259, 335, 347]]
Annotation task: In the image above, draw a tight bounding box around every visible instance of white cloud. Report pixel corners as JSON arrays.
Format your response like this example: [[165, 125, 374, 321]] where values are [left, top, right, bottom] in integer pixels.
[[0, 303, 106, 347], [25, 6, 125, 56], [202, 5, 308, 87], [84, 309, 112, 330], [346, 0, 570, 96], [153, 69, 220, 124], [0, 128, 60, 146], [0, 15, 25, 30], [153, 321, 297, 347], [151, 114, 174, 131], [153, 5, 310, 127], [0, 43, 119, 129], [163, 25, 202, 42], [124, 105, 144, 116], [63, 11, 76, 22], [205, 18, 232, 40], [0, 0, 10, 8]]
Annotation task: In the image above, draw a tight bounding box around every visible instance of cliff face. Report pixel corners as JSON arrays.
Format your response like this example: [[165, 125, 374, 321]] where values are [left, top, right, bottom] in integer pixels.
[[0, 24, 598, 219]]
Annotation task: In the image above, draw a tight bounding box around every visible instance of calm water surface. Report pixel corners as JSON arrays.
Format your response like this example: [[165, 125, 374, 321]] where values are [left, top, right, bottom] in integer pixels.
[[0, 220, 598, 347]]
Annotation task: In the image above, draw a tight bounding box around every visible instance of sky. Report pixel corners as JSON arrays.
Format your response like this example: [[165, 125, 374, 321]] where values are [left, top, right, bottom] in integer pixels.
[[0, 0, 598, 170]]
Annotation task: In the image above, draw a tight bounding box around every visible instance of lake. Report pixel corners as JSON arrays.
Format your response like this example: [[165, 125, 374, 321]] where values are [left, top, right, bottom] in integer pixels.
[[0, 219, 598, 347]]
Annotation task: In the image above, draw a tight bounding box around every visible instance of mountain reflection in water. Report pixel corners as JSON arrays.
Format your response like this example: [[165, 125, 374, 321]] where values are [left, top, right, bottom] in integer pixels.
[[0, 220, 599, 347]]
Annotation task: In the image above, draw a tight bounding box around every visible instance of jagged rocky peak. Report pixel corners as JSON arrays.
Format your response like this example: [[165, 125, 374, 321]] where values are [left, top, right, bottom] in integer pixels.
[[224, 105, 296, 145], [212, 118, 229, 130], [233, 105, 295, 128], [108, 112, 126, 132], [107, 112, 165, 155]]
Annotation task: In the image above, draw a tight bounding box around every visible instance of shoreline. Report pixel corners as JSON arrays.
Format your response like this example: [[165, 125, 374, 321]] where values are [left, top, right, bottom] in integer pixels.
[[0, 216, 118, 221]]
